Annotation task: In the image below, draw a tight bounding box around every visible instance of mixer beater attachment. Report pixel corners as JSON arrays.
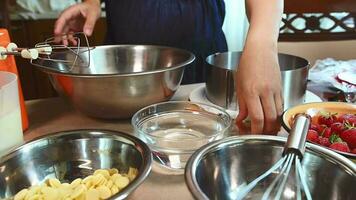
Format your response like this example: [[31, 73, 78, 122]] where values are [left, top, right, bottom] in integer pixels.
[[237, 113, 312, 200], [0, 32, 91, 72]]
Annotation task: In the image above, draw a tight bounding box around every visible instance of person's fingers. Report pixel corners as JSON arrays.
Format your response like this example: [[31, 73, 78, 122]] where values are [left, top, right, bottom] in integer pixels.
[[61, 26, 70, 46], [247, 97, 264, 134], [55, 6, 80, 36], [54, 18, 69, 43], [273, 92, 284, 132], [235, 96, 250, 134], [236, 95, 248, 123], [83, 11, 98, 36], [261, 92, 278, 134], [54, 17, 67, 37], [67, 32, 78, 46], [275, 91, 284, 117]]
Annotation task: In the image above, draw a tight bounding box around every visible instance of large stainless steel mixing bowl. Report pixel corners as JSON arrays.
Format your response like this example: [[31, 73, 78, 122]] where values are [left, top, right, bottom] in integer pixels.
[[0, 129, 152, 200], [32, 45, 195, 119], [205, 52, 309, 110], [185, 135, 356, 200]]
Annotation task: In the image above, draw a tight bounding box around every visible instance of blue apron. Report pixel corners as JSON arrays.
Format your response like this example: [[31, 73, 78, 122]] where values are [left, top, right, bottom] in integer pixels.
[[104, 0, 228, 84]]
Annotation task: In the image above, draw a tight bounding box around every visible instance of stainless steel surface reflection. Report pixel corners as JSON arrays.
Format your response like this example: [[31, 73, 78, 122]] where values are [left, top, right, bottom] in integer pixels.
[[0, 130, 152, 200], [205, 52, 309, 110], [185, 135, 356, 200], [32, 45, 195, 119]]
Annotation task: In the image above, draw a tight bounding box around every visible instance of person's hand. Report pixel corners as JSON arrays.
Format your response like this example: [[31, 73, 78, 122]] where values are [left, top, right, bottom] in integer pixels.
[[54, 0, 101, 38], [235, 40, 283, 134]]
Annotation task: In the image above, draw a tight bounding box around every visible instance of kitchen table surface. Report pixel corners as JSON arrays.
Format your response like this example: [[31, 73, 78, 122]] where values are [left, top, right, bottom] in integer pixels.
[[23, 82, 329, 200]]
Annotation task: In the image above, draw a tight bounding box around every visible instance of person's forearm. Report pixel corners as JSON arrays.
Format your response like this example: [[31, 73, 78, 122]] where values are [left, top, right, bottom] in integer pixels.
[[245, 0, 283, 49]]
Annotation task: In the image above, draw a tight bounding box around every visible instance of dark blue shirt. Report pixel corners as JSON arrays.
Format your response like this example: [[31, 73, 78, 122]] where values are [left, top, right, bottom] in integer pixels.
[[104, 0, 228, 84]]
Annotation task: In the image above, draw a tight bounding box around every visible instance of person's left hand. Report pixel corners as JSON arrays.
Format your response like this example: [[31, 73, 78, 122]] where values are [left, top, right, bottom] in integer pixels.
[[235, 40, 283, 134]]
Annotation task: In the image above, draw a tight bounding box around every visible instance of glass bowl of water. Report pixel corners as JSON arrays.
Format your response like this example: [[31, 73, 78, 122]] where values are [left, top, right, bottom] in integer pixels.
[[131, 101, 232, 173]]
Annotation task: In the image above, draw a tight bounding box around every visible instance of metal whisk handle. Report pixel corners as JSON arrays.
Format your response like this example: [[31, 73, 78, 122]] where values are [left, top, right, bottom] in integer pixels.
[[283, 113, 311, 159]]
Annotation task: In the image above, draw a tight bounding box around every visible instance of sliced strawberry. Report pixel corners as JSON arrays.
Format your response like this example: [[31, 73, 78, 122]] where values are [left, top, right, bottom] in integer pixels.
[[329, 142, 350, 153], [318, 137, 331, 147], [339, 129, 356, 149], [307, 130, 319, 143]]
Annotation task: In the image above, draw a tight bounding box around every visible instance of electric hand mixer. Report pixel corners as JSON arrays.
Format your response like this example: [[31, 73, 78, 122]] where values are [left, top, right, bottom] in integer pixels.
[[0, 32, 91, 72]]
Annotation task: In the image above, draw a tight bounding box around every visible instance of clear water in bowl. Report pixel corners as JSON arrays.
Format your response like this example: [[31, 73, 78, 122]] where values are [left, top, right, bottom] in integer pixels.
[[136, 111, 228, 172]]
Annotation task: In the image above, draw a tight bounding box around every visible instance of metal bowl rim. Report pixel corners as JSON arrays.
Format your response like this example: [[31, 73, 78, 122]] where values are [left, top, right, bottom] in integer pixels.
[[131, 100, 232, 141], [33, 45, 195, 77], [184, 135, 356, 200], [0, 129, 152, 200], [205, 51, 310, 71]]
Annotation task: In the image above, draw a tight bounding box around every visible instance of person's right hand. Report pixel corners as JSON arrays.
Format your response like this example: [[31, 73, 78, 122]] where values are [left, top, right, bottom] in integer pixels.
[[54, 0, 101, 38]]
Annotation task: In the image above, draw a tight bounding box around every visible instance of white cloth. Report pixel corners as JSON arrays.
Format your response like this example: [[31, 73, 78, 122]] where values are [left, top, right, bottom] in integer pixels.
[[309, 58, 356, 94], [16, 0, 77, 13]]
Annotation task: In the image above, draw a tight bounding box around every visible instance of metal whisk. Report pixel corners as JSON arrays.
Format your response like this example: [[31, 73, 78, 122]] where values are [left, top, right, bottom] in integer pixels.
[[0, 32, 91, 73], [237, 113, 312, 200]]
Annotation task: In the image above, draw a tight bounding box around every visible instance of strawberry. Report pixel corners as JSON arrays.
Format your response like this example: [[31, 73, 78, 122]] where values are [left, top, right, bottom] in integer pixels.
[[329, 133, 343, 144], [330, 122, 345, 135], [329, 142, 350, 153], [337, 114, 356, 126], [310, 124, 320, 132], [307, 130, 319, 143], [352, 149, 356, 154], [318, 137, 331, 147], [318, 111, 337, 127], [339, 129, 356, 149], [321, 127, 332, 138]]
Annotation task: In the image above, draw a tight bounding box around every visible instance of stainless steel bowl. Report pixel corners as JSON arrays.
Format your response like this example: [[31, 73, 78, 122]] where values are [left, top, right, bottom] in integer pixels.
[[32, 45, 195, 119], [0, 130, 152, 200], [185, 135, 356, 200], [205, 52, 309, 110]]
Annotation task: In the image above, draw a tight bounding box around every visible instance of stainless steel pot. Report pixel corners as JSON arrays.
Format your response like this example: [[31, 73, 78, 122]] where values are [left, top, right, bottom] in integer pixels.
[[185, 135, 356, 200], [0, 129, 152, 200], [205, 52, 309, 110], [32, 45, 195, 119]]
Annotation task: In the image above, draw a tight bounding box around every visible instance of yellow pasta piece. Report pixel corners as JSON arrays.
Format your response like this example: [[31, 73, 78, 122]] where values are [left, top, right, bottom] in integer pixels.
[[27, 194, 40, 200], [24, 188, 36, 200], [48, 178, 61, 188], [70, 184, 85, 199], [92, 174, 105, 186], [110, 186, 119, 195], [108, 168, 118, 176], [70, 178, 82, 188], [14, 189, 28, 200], [94, 169, 110, 180], [41, 187, 58, 200], [114, 176, 130, 189], [85, 188, 100, 200], [12, 167, 137, 200], [82, 175, 93, 184], [97, 186, 111, 199], [105, 180, 113, 189]]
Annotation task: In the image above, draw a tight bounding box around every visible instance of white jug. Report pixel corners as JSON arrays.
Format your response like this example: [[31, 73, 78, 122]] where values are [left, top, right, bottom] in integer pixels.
[[0, 71, 23, 155]]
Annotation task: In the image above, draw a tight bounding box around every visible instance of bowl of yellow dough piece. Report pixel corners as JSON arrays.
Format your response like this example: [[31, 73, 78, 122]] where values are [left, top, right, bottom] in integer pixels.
[[0, 129, 152, 200]]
